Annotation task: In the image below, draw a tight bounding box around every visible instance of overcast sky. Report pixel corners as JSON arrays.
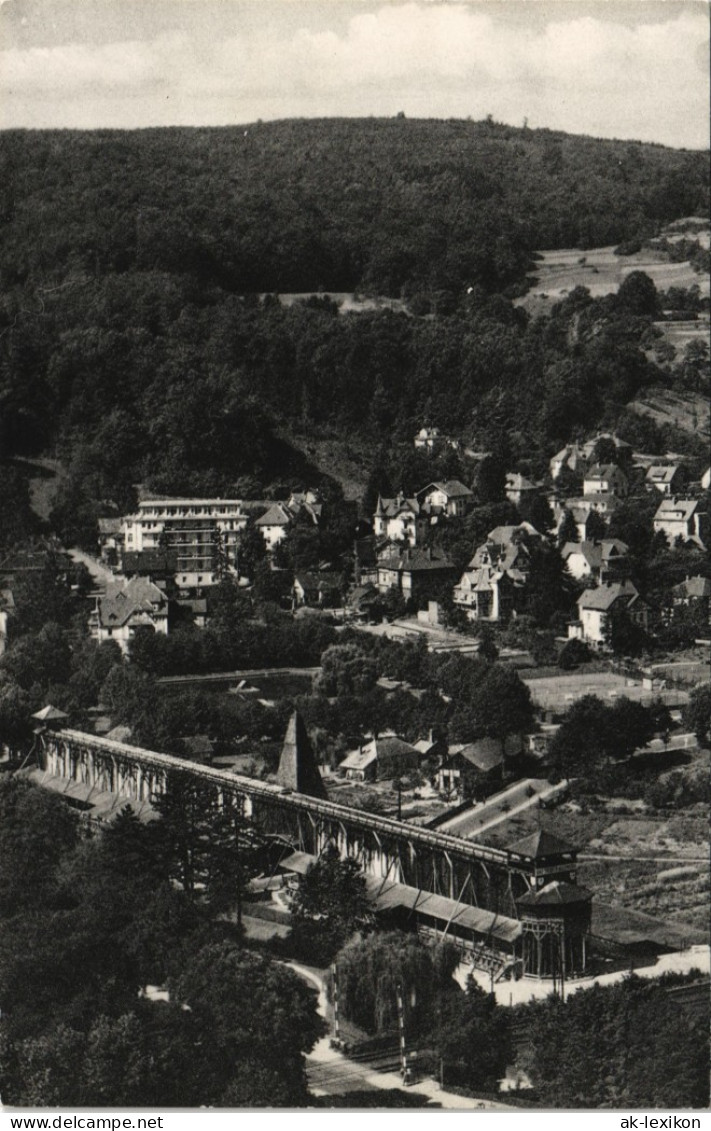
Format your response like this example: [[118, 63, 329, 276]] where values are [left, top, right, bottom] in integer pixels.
[[0, 0, 708, 147]]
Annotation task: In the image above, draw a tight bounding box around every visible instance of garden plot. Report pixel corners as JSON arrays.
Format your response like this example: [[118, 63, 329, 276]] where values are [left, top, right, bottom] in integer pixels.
[[479, 807, 709, 931]]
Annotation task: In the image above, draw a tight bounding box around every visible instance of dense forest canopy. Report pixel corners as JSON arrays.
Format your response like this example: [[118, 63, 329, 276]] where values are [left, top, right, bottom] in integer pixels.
[[0, 118, 708, 526], [2, 118, 708, 296]]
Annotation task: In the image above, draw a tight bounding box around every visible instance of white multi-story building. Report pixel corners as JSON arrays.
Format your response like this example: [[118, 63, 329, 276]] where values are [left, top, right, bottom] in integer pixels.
[[121, 498, 248, 589]]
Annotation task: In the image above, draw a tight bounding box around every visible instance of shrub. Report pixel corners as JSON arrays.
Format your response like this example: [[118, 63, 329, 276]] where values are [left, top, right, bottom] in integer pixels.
[[558, 639, 592, 670]]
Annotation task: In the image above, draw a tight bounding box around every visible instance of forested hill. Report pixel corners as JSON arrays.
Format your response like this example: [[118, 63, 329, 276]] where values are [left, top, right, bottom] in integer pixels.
[[1, 117, 708, 297], [0, 118, 708, 540]]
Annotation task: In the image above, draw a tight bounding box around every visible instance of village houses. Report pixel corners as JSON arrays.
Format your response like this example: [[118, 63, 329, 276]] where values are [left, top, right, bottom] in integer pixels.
[[569, 581, 647, 647], [645, 464, 687, 496], [255, 489, 322, 552], [417, 480, 473, 519], [668, 575, 711, 627], [436, 735, 523, 800], [582, 463, 629, 499], [256, 502, 295, 551], [293, 571, 343, 609], [505, 472, 543, 508], [376, 544, 457, 600], [413, 426, 460, 454], [453, 523, 537, 622], [653, 497, 708, 548], [550, 491, 620, 539], [339, 734, 421, 782], [373, 493, 423, 546], [414, 426, 441, 453], [550, 433, 632, 481], [560, 539, 629, 584], [90, 576, 169, 655]]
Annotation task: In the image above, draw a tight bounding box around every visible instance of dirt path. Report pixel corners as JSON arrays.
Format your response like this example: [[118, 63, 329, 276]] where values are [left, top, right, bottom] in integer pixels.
[[67, 548, 116, 588], [285, 961, 512, 1110], [579, 854, 709, 864]]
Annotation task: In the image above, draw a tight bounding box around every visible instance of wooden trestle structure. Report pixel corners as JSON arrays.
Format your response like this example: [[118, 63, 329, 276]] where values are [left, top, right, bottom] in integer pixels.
[[33, 723, 592, 980]]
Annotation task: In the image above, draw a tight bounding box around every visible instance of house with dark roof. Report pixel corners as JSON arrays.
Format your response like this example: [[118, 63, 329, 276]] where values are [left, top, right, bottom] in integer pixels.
[[347, 583, 381, 620], [569, 581, 646, 646], [436, 735, 523, 800], [376, 544, 457, 600], [671, 575, 711, 605], [550, 441, 590, 482], [339, 734, 421, 782], [454, 523, 538, 621], [583, 463, 629, 499], [293, 571, 343, 609], [505, 473, 543, 507], [560, 539, 629, 583], [255, 502, 296, 551], [417, 480, 473, 518], [121, 549, 179, 580], [97, 516, 123, 565], [414, 426, 456, 453], [90, 576, 169, 655], [668, 575, 711, 629]]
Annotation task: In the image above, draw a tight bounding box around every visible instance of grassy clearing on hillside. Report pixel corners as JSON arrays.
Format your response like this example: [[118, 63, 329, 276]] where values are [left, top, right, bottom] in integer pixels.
[[269, 293, 409, 316], [651, 318, 711, 354], [628, 387, 710, 438], [275, 427, 376, 501], [517, 218, 710, 317]]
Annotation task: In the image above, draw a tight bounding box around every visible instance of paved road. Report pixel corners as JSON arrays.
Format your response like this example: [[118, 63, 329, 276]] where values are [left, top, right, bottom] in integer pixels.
[[438, 778, 569, 840]]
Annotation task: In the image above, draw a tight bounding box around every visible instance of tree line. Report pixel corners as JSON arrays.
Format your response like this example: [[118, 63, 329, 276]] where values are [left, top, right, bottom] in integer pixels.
[[0, 776, 325, 1106]]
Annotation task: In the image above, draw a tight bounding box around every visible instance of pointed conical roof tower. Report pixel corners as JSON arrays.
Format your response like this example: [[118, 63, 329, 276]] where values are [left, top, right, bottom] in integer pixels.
[[276, 712, 327, 799]]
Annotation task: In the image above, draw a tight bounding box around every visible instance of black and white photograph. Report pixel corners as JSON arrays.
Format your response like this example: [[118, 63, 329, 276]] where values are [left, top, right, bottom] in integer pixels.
[[0, 0, 709, 1116]]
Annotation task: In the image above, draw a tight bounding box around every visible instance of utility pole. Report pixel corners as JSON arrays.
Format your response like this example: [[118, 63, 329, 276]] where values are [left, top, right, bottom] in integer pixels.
[[331, 963, 342, 1047], [234, 805, 243, 934], [396, 980, 412, 1085], [393, 778, 403, 820]]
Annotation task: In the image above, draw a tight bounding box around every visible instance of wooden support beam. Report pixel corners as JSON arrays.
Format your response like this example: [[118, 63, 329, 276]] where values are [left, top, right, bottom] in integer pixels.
[[440, 873, 471, 942]]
